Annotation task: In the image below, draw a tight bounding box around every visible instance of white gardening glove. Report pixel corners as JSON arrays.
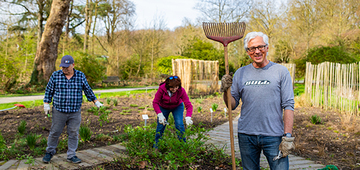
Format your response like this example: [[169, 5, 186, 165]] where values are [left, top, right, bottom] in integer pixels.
[[220, 74, 233, 92], [157, 113, 166, 125], [44, 103, 50, 115], [95, 101, 103, 108], [279, 136, 295, 157], [185, 117, 193, 125]]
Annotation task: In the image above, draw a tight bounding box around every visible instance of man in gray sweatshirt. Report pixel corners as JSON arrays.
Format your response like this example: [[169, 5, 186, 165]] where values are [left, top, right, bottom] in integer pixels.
[[221, 32, 295, 170]]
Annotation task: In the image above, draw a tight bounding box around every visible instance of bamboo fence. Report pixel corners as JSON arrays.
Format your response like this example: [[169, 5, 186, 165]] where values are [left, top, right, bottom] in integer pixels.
[[172, 59, 219, 95], [305, 62, 360, 116]]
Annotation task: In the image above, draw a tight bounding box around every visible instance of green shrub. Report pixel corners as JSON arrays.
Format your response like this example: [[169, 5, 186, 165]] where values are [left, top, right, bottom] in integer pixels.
[[113, 98, 118, 106], [79, 125, 92, 142], [106, 98, 112, 105], [119, 122, 239, 169], [26, 133, 37, 149], [130, 104, 138, 107], [74, 52, 106, 87], [294, 46, 357, 78], [18, 120, 27, 135], [156, 56, 188, 75], [310, 115, 322, 124]]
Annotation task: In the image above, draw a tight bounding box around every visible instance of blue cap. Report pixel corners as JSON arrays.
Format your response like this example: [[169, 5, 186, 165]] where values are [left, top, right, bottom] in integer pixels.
[[59, 55, 74, 67]]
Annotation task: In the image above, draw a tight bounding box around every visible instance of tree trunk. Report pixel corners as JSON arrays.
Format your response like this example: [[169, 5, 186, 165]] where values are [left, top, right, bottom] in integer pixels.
[[29, 0, 71, 85]]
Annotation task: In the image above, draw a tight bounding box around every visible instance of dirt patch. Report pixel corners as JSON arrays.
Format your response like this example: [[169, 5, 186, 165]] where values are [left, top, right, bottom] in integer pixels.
[[1, 92, 360, 169]]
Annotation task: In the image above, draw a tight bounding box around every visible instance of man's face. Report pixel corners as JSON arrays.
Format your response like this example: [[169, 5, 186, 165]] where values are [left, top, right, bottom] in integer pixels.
[[61, 64, 74, 75], [246, 36, 269, 68]]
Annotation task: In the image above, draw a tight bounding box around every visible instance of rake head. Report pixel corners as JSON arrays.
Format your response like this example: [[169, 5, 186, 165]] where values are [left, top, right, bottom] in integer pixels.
[[202, 22, 246, 47]]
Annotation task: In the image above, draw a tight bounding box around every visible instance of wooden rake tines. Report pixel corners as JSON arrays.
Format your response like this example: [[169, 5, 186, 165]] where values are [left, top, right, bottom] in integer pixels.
[[202, 22, 246, 47]]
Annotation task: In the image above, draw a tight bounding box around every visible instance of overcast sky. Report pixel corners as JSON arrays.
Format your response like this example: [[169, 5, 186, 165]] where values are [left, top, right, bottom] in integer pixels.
[[133, 0, 201, 30]]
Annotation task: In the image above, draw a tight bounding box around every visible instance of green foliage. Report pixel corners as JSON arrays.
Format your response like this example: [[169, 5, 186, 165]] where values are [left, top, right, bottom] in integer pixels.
[[310, 115, 322, 124], [95, 134, 112, 141], [74, 52, 106, 87], [197, 106, 202, 113], [294, 46, 357, 78], [25, 133, 37, 150], [156, 56, 188, 75], [181, 38, 236, 78], [0, 133, 6, 152], [79, 125, 92, 142], [130, 104, 138, 107], [112, 98, 118, 106], [211, 103, 218, 111], [18, 120, 27, 135], [120, 122, 238, 169], [106, 98, 112, 105]]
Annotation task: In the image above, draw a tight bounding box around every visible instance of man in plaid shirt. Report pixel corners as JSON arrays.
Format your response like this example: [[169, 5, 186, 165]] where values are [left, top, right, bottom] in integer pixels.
[[42, 55, 103, 164]]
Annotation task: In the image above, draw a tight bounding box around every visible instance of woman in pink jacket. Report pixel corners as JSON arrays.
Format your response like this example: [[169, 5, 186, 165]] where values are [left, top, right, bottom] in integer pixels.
[[152, 75, 193, 148]]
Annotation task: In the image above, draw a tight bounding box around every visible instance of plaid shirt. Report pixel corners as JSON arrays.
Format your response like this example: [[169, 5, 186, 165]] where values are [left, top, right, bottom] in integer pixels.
[[44, 69, 97, 113]]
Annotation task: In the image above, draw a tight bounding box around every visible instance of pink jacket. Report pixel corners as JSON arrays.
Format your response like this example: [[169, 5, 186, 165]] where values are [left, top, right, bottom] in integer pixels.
[[152, 83, 193, 117]]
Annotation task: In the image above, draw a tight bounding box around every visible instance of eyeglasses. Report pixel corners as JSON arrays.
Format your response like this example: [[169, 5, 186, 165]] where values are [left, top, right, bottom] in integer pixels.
[[169, 76, 178, 80], [246, 45, 267, 52]]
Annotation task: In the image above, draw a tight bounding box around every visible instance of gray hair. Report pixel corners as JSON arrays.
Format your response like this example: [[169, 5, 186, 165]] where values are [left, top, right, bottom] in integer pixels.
[[243, 32, 269, 50]]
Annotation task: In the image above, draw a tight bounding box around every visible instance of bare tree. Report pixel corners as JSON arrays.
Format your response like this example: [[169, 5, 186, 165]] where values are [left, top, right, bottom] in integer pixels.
[[287, 0, 323, 50], [195, 0, 252, 23], [0, 0, 52, 45], [29, 0, 71, 84], [100, 0, 135, 46]]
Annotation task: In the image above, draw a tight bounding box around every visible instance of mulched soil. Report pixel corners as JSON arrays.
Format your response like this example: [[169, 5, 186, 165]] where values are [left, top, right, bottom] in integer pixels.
[[1, 91, 360, 169]]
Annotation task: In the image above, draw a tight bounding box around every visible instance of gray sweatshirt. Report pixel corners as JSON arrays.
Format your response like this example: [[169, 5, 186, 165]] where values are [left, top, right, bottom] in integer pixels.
[[231, 61, 294, 136]]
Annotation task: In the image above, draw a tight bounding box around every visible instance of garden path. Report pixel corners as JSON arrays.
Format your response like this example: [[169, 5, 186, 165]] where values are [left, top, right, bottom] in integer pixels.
[[0, 116, 326, 170], [0, 86, 158, 104]]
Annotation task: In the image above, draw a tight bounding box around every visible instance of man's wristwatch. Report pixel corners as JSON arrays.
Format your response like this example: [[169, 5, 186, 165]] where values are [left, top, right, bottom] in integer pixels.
[[283, 133, 292, 137]]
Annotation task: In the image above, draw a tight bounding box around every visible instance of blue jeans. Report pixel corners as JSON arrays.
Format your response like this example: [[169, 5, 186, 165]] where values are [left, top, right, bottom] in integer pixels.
[[46, 107, 81, 159], [154, 103, 185, 148], [238, 133, 289, 170]]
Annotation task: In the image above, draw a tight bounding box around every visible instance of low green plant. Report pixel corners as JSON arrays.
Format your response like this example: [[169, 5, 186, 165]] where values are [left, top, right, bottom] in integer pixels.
[[106, 98, 112, 105], [197, 106, 202, 113], [18, 120, 27, 135], [25, 155, 35, 165], [147, 108, 154, 111], [95, 134, 112, 141], [120, 112, 131, 115], [130, 104, 138, 107], [26, 133, 37, 149], [138, 106, 145, 109], [0, 133, 6, 152], [119, 122, 241, 169], [126, 91, 131, 97], [79, 125, 92, 142], [113, 98, 118, 106], [212, 103, 219, 111], [39, 137, 47, 147], [310, 115, 322, 124]]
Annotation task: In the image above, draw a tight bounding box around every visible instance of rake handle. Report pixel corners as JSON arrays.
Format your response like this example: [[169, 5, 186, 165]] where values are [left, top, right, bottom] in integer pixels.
[[225, 46, 236, 170]]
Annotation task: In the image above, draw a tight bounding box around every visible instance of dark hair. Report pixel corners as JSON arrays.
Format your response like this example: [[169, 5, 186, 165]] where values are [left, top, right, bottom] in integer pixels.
[[164, 75, 181, 90]]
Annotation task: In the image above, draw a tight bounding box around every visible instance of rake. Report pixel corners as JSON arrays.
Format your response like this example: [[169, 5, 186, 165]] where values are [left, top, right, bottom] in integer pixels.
[[203, 22, 246, 170]]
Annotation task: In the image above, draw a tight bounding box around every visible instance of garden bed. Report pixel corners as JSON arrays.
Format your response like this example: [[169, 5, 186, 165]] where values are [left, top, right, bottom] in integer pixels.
[[0, 92, 359, 169]]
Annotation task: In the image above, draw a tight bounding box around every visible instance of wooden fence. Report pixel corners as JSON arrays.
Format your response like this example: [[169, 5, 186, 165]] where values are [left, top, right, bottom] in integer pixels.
[[305, 62, 360, 115], [280, 63, 296, 87], [172, 59, 219, 95]]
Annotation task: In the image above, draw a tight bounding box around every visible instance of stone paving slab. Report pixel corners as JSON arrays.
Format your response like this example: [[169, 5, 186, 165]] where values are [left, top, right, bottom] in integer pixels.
[[0, 160, 18, 170]]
